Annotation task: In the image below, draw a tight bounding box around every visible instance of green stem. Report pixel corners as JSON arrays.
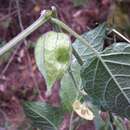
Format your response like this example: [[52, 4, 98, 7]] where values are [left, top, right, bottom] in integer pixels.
[[51, 6, 62, 32], [69, 111, 74, 130], [72, 47, 83, 65], [51, 17, 99, 56], [0, 10, 52, 56]]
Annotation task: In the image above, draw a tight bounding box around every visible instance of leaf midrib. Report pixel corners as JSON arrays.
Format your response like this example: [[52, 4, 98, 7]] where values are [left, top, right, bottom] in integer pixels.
[[26, 103, 58, 130], [101, 52, 130, 57], [104, 60, 130, 66], [97, 54, 130, 104]]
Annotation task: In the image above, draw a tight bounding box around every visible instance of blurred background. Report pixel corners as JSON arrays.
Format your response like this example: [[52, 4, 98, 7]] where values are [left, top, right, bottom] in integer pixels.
[[0, 0, 130, 130]]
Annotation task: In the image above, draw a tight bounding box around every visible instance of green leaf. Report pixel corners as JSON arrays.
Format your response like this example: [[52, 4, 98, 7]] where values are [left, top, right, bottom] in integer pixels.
[[81, 42, 130, 119], [35, 31, 72, 89], [23, 102, 64, 130], [73, 23, 106, 63], [60, 71, 78, 112]]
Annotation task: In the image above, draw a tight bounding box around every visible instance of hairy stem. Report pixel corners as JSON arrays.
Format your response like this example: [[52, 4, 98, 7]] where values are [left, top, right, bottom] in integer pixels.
[[0, 10, 52, 56], [69, 111, 74, 130]]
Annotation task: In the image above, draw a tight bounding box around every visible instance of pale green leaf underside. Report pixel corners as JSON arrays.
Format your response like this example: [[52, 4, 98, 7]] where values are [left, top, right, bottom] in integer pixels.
[[81, 43, 130, 119], [35, 36, 45, 77], [35, 31, 72, 89], [23, 102, 63, 130], [60, 71, 77, 112]]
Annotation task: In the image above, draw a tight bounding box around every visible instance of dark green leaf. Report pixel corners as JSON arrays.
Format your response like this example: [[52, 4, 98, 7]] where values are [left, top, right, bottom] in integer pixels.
[[73, 23, 106, 63], [81, 42, 130, 119], [23, 102, 64, 130]]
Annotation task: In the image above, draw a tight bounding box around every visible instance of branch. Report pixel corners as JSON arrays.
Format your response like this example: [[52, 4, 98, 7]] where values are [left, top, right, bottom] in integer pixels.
[[112, 29, 130, 43], [0, 10, 52, 56]]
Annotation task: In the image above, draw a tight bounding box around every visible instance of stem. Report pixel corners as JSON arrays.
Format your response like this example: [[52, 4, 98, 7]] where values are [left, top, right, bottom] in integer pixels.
[[0, 10, 52, 56], [112, 29, 130, 43], [51, 18, 99, 56], [68, 67, 79, 91], [69, 111, 74, 130], [15, 0, 42, 99], [51, 8, 83, 66], [51, 6, 62, 32], [72, 47, 83, 65]]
